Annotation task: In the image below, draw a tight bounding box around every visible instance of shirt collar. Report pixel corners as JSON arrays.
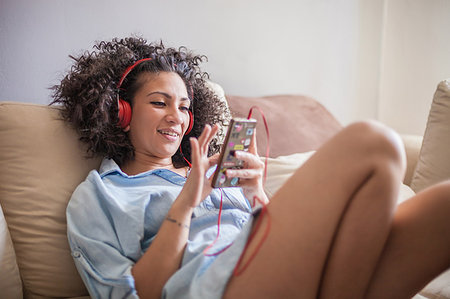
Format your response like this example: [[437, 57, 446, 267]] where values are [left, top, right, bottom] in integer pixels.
[[99, 158, 123, 177], [98, 158, 187, 185]]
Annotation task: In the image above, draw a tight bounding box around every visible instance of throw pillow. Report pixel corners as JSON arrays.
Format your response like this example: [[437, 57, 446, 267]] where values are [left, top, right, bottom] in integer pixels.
[[226, 95, 342, 158], [411, 79, 450, 192], [0, 102, 101, 297]]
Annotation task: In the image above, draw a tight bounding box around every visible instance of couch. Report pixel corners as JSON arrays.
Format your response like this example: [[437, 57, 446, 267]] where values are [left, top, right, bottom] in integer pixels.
[[0, 80, 449, 298]]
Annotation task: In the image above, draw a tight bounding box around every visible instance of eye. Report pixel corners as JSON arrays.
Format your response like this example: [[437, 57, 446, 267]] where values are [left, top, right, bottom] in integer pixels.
[[179, 106, 190, 112], [151, 101, 165, 107]]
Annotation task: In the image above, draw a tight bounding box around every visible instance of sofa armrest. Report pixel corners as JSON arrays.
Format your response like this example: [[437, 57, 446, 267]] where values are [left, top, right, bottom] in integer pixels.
[[0, 204, 22, 299], [400, 134, 423, 186]]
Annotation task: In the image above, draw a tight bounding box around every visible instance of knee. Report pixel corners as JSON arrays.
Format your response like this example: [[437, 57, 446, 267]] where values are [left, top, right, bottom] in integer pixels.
[[425, 181, 450, 207], [343, 120, 406, 176]]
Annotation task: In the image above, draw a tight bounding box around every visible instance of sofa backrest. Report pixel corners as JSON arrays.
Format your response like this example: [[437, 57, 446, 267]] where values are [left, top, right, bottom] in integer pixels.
[[0, 93, 341, 298], [226, 94, 342, 158]]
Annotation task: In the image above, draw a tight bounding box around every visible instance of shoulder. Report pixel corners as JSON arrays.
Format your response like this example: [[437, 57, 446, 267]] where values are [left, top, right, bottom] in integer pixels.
[[66, 168, 105, 217], [67, 159, 180, 214], [67, 159, 124, 216]]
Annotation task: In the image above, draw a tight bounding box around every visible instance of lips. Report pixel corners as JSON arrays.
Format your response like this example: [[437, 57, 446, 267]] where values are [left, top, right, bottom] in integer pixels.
[[158, 129, 179, 137], [157, 128, 181, 141]]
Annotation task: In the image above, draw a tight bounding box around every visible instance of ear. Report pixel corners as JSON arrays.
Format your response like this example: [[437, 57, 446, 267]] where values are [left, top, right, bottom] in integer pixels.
[[123, 124, 131, 132]]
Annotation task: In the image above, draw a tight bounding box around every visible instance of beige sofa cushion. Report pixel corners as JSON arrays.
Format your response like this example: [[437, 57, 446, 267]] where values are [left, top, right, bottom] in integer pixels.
[[400, 134, 423, 186], [411, 79, 450, 192], [420, 269, 450, 299], [262, 152, 415, 203], [0, 102, 100, 297]]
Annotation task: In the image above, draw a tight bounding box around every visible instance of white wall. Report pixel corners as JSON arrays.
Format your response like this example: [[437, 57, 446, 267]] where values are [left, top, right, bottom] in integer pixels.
[[0, 0, 448, 135], [379, 0, 450, 135]]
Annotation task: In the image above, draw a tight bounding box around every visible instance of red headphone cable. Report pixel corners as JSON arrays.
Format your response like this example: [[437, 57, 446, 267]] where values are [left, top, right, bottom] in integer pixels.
[[202, 106, 271, 277], [233, 106, 271, 275], [203, 188, 233, 256]]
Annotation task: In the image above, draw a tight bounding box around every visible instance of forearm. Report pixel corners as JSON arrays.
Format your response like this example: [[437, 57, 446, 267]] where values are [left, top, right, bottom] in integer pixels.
[[132, 199, 194, 299], [132, 128, 217, 298]]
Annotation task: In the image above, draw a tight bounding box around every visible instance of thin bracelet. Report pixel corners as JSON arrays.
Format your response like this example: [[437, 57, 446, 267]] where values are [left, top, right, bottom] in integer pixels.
[[165, 216, 190, 229]]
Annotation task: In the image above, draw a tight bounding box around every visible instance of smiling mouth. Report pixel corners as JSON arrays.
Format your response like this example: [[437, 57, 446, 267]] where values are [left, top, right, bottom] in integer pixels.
[[157, 129, 180, 137]]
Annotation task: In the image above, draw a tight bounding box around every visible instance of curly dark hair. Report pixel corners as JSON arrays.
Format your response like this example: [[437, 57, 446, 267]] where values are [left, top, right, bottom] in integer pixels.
[[51, 37, 230, 167]]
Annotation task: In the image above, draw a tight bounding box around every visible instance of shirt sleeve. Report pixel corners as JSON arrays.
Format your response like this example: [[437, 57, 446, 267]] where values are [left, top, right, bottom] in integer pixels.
[[66, 172, 140, 299]]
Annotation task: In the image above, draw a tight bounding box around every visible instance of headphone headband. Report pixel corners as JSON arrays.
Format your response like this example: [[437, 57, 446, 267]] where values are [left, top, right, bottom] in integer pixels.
[[117, 58, 153, 89]]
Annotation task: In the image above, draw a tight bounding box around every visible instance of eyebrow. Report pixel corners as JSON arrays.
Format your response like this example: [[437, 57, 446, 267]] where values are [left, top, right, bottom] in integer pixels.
[[146, 91, 190, 102]]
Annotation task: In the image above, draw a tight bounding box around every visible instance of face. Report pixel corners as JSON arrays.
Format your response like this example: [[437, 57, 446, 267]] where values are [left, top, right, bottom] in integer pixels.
[[126, 71, 191, 162]]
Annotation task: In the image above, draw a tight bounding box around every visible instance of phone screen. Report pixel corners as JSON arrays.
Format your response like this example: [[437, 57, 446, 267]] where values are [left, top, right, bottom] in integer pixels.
[[211, 118, 257, 188]]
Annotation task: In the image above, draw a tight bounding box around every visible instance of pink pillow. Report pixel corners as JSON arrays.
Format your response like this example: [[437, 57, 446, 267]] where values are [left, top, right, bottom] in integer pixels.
[[226, 94, 342, 158]]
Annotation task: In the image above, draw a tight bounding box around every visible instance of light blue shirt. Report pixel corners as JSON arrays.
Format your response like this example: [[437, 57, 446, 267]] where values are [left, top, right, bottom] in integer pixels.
[[67, 158, 254, 298]]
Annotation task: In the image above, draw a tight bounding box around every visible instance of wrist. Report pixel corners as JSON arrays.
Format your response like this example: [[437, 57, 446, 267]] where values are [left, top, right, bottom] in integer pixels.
[[171, 197, 195, 216], [165, 215, 190, 229], [177, 176, 204, 209]]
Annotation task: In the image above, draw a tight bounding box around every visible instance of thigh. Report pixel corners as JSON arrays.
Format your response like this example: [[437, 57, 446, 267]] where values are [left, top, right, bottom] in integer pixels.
[[366, 181, 450, 298], [224, 121, 405, 298]]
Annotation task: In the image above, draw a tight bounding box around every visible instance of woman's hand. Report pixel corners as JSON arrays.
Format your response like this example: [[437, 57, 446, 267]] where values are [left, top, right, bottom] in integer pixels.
[[225, 132, 269, 207], [132, 125, 219, 299], [177, 124, 219, 209]]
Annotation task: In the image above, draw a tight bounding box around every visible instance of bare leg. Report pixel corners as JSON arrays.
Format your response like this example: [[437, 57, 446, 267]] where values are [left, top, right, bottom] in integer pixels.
[[366, 181, 450, 298], [224, 121, 406, 298]]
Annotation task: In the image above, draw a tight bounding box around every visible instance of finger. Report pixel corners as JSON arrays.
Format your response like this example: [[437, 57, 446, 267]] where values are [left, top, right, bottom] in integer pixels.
[[234, 150, 264, 169], [198, 125, 211, 146], [231, 178, 259, 189], [202, 124, 219, 154], [197, 125, 212, 153], [225, 168, 262, 180], [248, 128, 259, 156], [189, 137, 201, 167]]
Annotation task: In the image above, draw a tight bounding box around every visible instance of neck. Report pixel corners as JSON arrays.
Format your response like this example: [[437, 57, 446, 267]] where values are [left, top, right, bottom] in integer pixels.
[[120, 151, 174, 175]]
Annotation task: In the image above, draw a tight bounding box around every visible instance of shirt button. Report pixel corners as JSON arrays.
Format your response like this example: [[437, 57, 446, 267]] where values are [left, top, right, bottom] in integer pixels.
[[73, 251, 81, 258]]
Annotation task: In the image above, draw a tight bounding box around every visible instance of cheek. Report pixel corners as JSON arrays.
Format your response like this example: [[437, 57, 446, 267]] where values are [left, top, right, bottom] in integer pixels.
[[131, 109, 156, 128], [128, 116, 155, 144]]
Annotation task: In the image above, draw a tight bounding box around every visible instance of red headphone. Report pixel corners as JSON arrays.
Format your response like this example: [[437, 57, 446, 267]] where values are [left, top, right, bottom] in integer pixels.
[[117, 58, 194, 135]]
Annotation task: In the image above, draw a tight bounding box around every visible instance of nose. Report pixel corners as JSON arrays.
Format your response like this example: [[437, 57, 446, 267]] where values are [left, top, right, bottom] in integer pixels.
[[165, 106, 184, 126]]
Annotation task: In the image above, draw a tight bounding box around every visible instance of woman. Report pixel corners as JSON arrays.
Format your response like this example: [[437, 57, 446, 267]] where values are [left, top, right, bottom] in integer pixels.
[[52, 37, 450, 299]]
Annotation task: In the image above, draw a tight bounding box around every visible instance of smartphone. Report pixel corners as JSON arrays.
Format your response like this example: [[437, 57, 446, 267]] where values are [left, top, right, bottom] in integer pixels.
[[211, 117, 257, 188]]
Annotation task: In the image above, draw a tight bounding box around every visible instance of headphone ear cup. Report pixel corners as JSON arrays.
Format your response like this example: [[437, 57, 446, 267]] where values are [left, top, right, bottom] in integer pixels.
[[118, 99, 132, 129], [185, 110, 194, 135]]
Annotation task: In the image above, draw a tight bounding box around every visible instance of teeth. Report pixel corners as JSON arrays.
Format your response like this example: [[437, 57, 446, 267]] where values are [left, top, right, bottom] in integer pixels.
[[159, 130, 179, 137]]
